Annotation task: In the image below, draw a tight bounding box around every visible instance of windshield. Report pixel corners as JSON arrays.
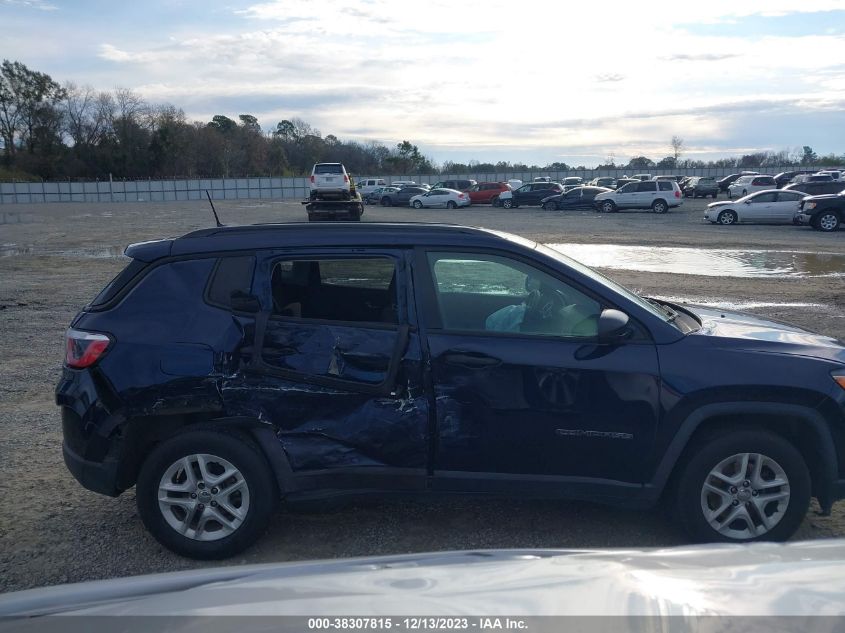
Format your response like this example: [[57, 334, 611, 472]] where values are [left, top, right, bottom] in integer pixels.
[[535, 242, 687, 328]]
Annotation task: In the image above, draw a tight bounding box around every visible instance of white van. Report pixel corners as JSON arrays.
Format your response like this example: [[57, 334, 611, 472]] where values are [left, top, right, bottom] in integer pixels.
[[356, 178, 388, 197]]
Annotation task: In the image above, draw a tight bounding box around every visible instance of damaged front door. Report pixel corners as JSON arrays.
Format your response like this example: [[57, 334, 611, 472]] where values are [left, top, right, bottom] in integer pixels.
[[224, 251, 429, 493]]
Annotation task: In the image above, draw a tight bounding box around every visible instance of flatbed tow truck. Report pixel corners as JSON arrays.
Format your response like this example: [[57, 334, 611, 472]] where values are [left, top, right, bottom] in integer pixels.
[[303, 169, 364, 222]]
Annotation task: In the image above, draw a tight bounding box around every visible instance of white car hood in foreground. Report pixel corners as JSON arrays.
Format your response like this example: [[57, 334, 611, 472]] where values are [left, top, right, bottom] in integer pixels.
[[3, 541, 845, 616]]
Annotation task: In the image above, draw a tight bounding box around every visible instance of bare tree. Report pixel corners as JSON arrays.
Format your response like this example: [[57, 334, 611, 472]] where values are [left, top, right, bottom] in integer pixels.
[[671, 135, 684, 163]]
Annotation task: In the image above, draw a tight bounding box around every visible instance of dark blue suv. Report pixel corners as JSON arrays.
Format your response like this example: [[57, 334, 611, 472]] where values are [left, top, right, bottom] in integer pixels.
[[58, 223, 845, 558]]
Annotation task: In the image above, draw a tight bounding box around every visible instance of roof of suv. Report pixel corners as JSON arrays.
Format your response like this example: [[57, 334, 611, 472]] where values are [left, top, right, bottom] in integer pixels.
[[126, 223, 536, 262]]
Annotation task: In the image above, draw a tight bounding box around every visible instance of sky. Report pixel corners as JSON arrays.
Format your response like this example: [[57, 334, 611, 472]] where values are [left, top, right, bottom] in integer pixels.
[[2, 0, 845, 167]]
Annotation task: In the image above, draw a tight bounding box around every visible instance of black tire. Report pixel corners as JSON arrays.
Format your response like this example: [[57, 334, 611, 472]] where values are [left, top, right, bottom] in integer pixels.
[[446, 200, 457, 209], [137, 429, 279, 559], [742, 189, 748, 197], [600, 200, 616, 213], [652, 199, 668, 214], [413, 200, 423, 209], [490, 195, 499, 206], [543, 201, 557, 211], [502, 198, 514, 209], [380, 197, 391, 207], [816, 212, 841, 232], [674, 429, 810, 543], [712, 192, 719, 199], [717, 210, 738, 225]]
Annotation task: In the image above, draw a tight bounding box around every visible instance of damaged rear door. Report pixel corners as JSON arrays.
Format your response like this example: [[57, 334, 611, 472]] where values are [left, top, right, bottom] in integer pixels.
[[224, 249, 429, 493]]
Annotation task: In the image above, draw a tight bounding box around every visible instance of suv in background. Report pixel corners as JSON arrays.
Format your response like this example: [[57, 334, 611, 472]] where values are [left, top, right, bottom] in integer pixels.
[[783, 180, 845, 197], [632, 173, 652, 181], [497, 181, 563, 208], [728, 175, 777, 198], [795, 189, 845, 231], [717, 172, 758, 193], [594, 179, 682, 213], [774, 170, 816, 188], [310, 163, 351, 200], [431, 179, 477, 192], [57, 222, 845, 558], [683, 177, 719, 198], [467, 182, 511, 205]]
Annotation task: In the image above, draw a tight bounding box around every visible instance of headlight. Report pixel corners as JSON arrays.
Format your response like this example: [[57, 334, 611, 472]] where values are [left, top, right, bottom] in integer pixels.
[[833, 370, 845, 391], [806, 202, 817, 210]]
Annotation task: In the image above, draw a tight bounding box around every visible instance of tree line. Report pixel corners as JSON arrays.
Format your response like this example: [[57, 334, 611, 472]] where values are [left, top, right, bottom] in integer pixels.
[[1, 59, 842, 181]]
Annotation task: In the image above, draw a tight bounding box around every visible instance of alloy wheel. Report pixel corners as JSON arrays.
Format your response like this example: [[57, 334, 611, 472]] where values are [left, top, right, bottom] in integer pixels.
[[700, 452, 790, 540], [158, 453, 250, 541]]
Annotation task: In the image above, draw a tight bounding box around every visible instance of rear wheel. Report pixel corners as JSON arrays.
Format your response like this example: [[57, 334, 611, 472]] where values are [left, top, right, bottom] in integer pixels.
[[447, 200, 457, 209], [380, 197, 391, 207], [717, 210, 738, 225], [652, 199, 668, 214], [817, 212, 840, 232], [601, 200, 616, 213], [674, 430, 810, 543], [136, 429, 278, 559], [543, 201, 557, 211]]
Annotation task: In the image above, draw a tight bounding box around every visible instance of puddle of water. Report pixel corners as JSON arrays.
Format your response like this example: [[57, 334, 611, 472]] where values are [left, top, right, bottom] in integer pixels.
[[548, 243, 845, 278], [654, 296, 827, 311], [0, 245, 125, 259]]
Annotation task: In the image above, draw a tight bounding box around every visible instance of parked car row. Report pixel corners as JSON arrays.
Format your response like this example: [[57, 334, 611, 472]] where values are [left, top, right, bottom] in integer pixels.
[[703, 187, 845, 232]]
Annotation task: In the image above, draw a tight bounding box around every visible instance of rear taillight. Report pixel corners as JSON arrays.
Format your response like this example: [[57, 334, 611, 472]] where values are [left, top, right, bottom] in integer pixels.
[[310, 175, 315, 183], [65, 328, 111, 368], [674, 190, 681, 198], [343, 174, 349, 182], [458, 193, 466, 198]]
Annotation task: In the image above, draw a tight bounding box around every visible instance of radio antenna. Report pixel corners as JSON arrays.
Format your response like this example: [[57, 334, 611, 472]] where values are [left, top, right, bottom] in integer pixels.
[[205, 190, 223, 227]]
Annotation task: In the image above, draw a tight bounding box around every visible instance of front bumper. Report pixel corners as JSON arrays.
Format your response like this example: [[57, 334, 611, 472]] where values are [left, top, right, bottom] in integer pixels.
[[795, 213, 812, 225]]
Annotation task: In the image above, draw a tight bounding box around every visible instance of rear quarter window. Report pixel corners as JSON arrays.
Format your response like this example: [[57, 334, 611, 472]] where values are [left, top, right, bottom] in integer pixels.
[[658, 181, 673, 191], [88, 258, 148, 308]]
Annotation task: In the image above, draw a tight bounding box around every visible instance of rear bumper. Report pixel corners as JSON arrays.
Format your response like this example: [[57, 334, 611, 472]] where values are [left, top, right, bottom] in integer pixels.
[[63, 442, 121, 497]]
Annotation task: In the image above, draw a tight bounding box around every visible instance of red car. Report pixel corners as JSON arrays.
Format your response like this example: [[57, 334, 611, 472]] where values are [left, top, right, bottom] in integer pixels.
[[467, 182, 511, 205]]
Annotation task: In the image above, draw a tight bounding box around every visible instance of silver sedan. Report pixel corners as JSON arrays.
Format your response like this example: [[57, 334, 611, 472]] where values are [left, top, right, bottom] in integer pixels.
[[409, 188, 471, 209]]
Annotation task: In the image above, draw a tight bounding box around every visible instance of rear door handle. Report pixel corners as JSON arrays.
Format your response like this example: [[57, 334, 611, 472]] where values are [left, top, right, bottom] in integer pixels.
[[442, 351, 502, 368]]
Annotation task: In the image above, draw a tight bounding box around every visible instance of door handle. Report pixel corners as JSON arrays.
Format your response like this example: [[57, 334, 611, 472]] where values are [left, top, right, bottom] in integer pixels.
[[442, 351, 502, 368]]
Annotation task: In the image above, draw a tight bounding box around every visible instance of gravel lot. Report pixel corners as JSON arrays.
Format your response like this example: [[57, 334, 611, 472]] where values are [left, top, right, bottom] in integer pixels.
[[2, 197, 845, 593]]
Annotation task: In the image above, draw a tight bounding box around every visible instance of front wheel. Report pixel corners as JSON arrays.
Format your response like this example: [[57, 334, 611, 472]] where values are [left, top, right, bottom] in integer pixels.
[[380, 197, 390, 206], [717, 210, 738, 225], [413, 200, 423, 209], [446, 200, 457, 209], [817, 212, 841, 232], [601, 200, 616, 213], [674, 430, 810, 543], [652, 200, 668, 214], [502, 198, 514, 209], [543, 201, 557, 211], [136, 430, 278, 559]]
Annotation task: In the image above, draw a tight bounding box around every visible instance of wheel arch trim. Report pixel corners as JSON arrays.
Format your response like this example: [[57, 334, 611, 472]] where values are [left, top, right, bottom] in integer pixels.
[[649, 402, 838, 501]]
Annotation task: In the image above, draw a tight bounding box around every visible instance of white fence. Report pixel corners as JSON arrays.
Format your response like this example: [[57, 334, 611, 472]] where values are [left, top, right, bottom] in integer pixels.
[[0, 166, 792, 204]]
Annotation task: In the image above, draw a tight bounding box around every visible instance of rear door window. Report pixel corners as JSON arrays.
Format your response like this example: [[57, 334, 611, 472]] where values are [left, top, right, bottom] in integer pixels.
[[637, 182, 658, 192], [206, 255, 256, 309]]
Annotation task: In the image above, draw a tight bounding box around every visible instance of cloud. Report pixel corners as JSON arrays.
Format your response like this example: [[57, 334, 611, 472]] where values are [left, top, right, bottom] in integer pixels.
[[663, 53, 741, 61], [595, 73, 625, 83], [0, 0, 57, 9]]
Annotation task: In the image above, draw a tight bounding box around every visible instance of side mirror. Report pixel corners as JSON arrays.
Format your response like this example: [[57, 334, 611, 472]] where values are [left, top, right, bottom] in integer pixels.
[[230, 290, 261, 313], [744, 200, 751, 204], [598, 308, 630, 342]]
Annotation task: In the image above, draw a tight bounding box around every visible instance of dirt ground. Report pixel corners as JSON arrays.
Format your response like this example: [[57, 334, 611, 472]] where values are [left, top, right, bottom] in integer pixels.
[[2, 197, 845, 593]]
